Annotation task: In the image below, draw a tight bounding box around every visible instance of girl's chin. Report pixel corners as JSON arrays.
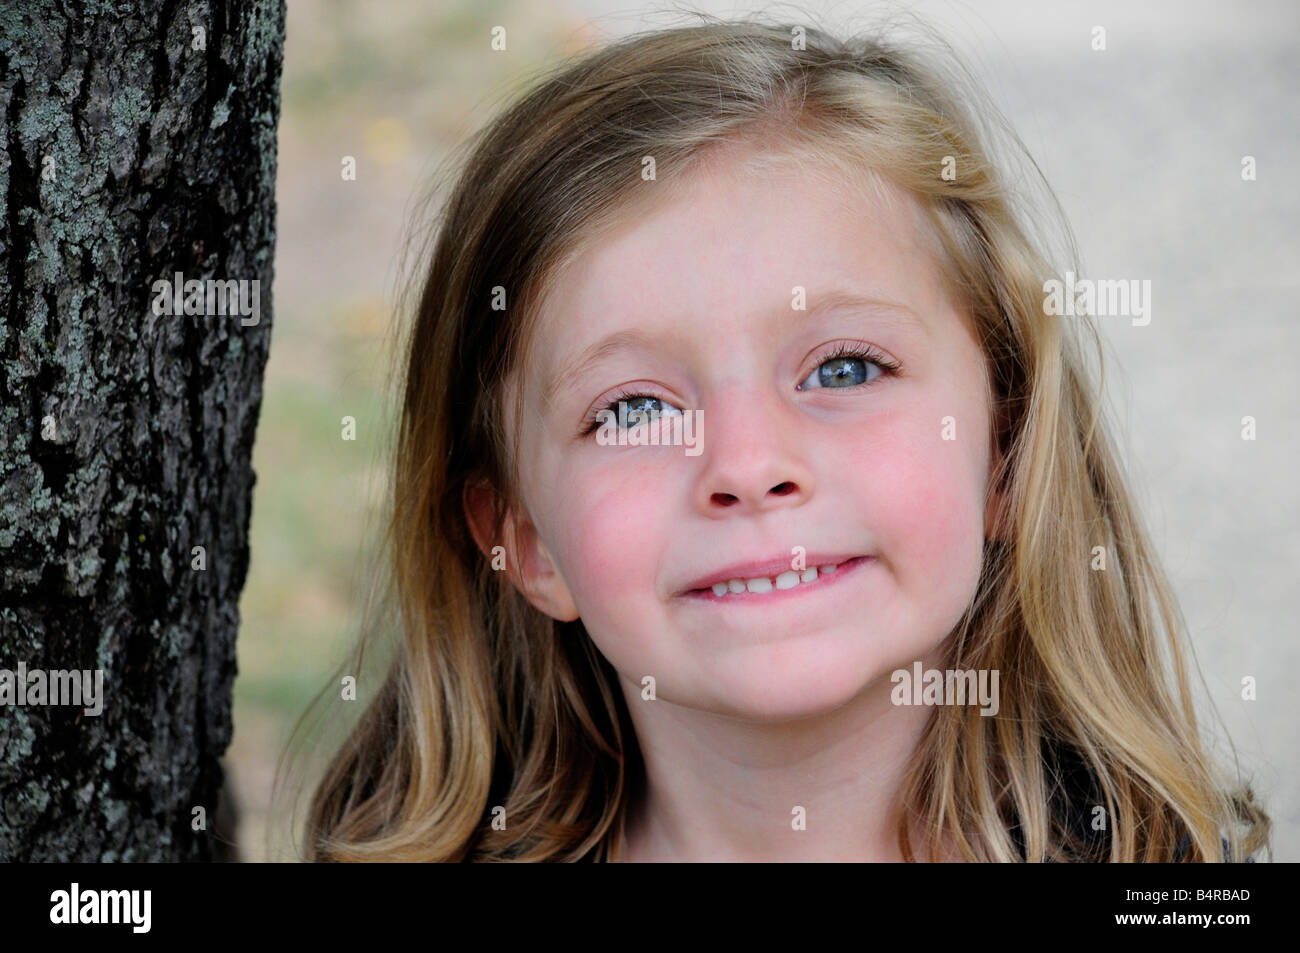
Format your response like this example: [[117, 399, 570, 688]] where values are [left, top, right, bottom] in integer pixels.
[[688, 665, 893, 723]]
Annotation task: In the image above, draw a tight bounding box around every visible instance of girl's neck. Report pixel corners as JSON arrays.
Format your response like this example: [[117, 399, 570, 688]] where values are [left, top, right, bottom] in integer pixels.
[[611, 647, 951, 863]]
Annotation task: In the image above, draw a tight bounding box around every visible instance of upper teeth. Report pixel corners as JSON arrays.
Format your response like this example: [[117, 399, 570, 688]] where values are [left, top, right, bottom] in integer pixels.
[[709, 562, 841, 597]]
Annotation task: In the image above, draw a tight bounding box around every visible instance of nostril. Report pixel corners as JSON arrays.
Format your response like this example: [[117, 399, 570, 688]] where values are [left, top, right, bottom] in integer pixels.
[[710, 492, 740, 506], [769, 482, 796, 496]]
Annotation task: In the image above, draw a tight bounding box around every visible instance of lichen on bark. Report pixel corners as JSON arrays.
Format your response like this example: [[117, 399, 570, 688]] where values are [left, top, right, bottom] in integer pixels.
[[0, 0, 285, 861]]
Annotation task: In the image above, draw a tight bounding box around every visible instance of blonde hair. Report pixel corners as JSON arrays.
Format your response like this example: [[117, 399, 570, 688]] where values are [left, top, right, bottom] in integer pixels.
[[293, 15, 1270, 862]]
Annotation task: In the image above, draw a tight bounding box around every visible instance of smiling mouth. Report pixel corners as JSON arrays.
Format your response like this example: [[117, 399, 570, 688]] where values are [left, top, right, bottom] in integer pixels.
[[683, 555, 871, 601]]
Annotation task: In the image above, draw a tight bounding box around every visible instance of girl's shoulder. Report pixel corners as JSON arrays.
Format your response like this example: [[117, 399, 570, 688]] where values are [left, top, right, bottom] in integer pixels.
[[1174, 833, 1255, 863], [1015, 743, 1254, 862]]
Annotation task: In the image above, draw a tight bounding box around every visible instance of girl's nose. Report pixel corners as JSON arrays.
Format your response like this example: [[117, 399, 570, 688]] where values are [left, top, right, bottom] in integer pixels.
[[691, 388, 815, 517]]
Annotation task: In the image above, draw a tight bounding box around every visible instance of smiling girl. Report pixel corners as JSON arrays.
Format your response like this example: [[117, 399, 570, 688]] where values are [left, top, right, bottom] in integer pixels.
[[301, 17, 1269, 862]]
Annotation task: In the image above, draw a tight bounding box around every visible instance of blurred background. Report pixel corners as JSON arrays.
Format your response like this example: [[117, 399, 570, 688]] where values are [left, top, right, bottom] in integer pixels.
[[231, 0, 1300, 860]]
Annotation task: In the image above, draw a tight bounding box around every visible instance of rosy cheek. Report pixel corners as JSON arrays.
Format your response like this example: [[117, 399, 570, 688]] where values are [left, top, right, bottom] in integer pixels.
[[845, 410, 987, 600], [551, 465, 659, 608]]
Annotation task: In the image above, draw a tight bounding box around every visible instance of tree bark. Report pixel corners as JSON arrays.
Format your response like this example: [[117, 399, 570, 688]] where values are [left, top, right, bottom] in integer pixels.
[[0, 0, 284, 861]]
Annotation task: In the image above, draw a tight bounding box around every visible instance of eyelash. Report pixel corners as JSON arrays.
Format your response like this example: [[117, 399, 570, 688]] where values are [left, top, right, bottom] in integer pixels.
[[578, 342, 901, 437], [801, 341, 902, 389]]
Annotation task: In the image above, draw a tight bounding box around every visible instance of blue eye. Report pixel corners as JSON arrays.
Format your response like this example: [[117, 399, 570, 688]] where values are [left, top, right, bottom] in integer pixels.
[[618, 395, 682, 425], [579, 344, 900, 438], [582, 392, 683, 435], [797, 344, 900, 391]]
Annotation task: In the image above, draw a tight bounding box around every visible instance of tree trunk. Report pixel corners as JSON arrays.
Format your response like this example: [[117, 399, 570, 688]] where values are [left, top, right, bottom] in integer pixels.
[[0, 0, 284, 861]]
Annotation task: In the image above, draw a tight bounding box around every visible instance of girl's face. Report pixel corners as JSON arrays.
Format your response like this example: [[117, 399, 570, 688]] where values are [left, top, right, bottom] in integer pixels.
[[495, 146, 1000, 722]]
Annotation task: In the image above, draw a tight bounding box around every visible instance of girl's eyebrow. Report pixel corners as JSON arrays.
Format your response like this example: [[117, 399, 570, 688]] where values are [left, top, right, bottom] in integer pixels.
[[543, 327, 662, 406], [809, 290, 926, 330], [541, 292, 924, 405]]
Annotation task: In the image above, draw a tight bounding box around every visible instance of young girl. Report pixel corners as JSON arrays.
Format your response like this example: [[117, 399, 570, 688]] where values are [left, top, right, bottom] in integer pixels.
[[298, 16, 1270, 862]]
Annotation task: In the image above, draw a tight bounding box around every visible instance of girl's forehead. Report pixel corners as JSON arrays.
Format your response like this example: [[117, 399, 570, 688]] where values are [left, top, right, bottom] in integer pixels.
[[529, 148, 936, 333]]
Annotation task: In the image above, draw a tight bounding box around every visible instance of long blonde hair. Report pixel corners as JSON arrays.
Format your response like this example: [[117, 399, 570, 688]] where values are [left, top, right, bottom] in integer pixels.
[[294, 15, 1270, 862]]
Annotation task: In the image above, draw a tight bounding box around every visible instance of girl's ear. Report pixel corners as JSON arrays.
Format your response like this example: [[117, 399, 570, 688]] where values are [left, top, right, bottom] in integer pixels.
[[463, 479, 501, 559], [463, 480, 580, 622], [984, 479, 1009, 543]]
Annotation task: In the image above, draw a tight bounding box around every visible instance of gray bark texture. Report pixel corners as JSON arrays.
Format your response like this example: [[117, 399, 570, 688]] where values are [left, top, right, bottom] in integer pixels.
[[0, 0, 285, 860]]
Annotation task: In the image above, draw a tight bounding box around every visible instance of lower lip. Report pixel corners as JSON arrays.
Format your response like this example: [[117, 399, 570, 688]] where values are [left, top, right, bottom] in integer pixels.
[[680, 556, 873, 605]]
